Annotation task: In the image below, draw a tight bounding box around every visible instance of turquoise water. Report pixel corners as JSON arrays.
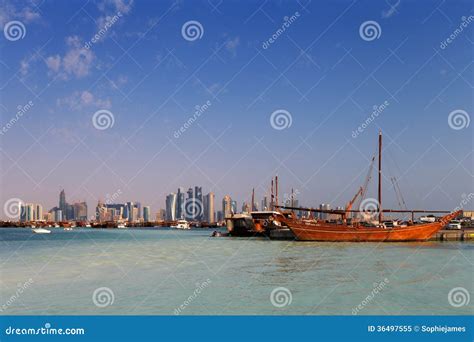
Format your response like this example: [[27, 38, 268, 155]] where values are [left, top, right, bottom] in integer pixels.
[[0, 228, 472, 315]]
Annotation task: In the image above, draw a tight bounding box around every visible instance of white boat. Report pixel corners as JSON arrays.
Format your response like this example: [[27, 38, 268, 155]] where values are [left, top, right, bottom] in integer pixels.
[[172, 220, 190, 229], [64, 227, 73, 231], [117, 223, 127, 229], [32, 228, 51, 234]]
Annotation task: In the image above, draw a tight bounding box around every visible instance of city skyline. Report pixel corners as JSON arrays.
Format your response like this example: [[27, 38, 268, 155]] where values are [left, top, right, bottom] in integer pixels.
[[1, 0, 472, 220]]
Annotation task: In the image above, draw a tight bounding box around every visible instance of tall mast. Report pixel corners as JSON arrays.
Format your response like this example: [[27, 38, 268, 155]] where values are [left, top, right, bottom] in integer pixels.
[[378, 131, 383, 223], [251, 188, 255, 211], [275, 175, 279, 207], [271, 178, 274, 210]]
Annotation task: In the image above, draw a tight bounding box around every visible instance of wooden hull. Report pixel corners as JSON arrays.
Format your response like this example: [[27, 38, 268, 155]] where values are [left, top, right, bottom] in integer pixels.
[[280, 211, 460, 242]]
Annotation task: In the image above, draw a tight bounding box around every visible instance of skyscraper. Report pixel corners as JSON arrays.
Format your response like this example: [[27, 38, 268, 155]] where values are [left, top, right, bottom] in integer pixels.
[[203, 192, 215, 223], [222, 195, 232, 218], [194, 186, 203, 221], [126, 202, 135, 222], [262, 196, 268, 211], [177, 187, 185, 219], [143, 206, 151, 222], [35, 204, 43, 221], [166, 193, 177, 221], [231, 200, 237, 214], [59, 189, 66, 212]]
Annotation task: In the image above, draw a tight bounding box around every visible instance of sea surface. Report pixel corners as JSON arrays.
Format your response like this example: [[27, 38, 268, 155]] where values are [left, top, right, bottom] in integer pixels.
[[0, 228, 473, 315]]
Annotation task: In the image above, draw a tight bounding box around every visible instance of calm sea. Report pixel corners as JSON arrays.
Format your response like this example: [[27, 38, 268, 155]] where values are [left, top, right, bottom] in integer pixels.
[[0, 228, 472, 315]]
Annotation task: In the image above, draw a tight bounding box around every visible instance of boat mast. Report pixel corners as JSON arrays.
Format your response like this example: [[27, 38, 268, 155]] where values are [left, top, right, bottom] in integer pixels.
[[378, 131, 383, 223], [275, 175, 279, 207], [271, 178, 274, 210], [251, 188, 255, 211]]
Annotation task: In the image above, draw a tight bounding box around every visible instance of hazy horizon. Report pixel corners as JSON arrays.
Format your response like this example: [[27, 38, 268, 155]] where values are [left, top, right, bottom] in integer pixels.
[[1, 0, 472, 219]]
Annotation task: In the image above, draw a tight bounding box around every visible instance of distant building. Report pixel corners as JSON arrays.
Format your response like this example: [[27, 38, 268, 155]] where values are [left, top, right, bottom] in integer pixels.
[[54, 209, 63, 222], [177, 187, 185, 219], [143, 206, 150, 222], [222, 195, 232, 218], [72, 202, 87, 221], [231, 200, 237, 214], [166, 193, 177, 221], [195, 186, 203, 221], [242, 202, 251, 213], [35, 204, 43, 221], [261, 196, 268, 211], [156, 209, 166, 221], [203, 192, 215, 223]]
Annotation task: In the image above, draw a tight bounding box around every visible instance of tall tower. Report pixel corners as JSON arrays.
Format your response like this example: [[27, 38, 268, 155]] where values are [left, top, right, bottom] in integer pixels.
[[204, 192, 215, 223], [59, 189, 66, 216], [222, 195, 232, 218]]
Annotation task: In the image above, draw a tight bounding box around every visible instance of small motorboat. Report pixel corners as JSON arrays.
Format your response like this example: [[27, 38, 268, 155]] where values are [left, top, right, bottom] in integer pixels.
[[64, 227, 73, 231], [32, 228, 51, 234]]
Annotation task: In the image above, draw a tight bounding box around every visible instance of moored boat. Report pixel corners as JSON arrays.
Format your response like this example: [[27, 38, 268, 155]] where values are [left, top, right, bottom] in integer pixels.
[[276, 132, 461, 242], [32, 227, 51, 234]]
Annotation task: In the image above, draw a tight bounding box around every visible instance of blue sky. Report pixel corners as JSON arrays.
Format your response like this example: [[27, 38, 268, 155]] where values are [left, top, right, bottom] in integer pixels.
[[0, 0, 472, 218]]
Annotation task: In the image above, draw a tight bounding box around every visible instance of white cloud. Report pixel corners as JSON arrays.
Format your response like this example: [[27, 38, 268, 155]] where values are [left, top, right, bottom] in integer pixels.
[[57, 90, 111, 110], [46, 36, 95, 79], [225, 37, 240, 56], [0, 0, 41, 26]]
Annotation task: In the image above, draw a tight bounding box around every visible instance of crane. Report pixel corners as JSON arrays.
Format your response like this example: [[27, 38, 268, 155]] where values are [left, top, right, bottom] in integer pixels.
[[345, 156, 376, 220]]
